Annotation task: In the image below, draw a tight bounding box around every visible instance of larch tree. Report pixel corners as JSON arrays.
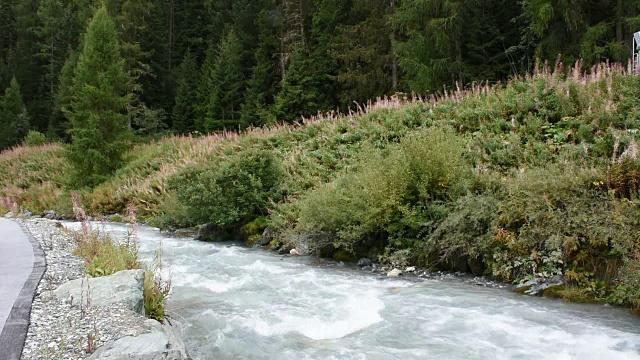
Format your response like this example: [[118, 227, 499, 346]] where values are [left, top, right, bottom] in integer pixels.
[[65, 6, 132, 188]]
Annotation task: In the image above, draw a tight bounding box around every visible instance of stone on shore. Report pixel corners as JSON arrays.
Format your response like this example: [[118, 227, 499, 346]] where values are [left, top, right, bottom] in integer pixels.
[[89, 320, 191, 360], [387, 268, 402, 277], [52, 269, 145, 314]]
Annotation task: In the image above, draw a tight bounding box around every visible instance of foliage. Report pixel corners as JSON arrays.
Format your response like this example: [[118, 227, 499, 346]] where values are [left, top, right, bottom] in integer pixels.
[[23, 130, 47, 146], [0, 76, 30, 149], [73, 230, 140, 277], [172, 51, 199, 133], [172, 149, 284, 227], [65, 6, 132, 188], [295, 127, 467, 252]]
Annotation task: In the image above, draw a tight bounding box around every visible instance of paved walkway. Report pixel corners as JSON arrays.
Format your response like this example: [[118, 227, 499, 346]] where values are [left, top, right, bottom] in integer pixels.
[[0, 219, 45, 359]]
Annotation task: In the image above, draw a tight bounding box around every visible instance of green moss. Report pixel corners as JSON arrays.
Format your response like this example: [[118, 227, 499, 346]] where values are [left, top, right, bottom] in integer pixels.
[[333, 250, 358, 262], [266, 238, 280, 250]]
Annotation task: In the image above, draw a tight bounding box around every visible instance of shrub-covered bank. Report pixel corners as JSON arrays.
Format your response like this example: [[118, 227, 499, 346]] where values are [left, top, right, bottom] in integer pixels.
[[1, 62, 640, 312]]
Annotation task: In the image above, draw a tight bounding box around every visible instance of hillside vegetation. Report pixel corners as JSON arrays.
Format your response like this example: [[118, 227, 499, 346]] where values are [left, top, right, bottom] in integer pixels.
[[1, 62, 640, 311]]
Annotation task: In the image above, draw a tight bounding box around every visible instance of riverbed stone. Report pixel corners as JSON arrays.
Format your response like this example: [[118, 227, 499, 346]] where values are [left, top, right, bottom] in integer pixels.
[[196, 223, 221, 242], [387, 268, 402, 277], [357, 258, 373, 267], [260, 227, 275, 246], [52, 269, 146, 314]]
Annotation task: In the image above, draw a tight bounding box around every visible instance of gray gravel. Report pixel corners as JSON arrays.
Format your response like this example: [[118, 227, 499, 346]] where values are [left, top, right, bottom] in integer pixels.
[[19, 219, 152, 360]]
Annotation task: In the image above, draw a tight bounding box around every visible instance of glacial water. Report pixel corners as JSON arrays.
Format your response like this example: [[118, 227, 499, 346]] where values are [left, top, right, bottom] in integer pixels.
[[65, 222, 640, 360]]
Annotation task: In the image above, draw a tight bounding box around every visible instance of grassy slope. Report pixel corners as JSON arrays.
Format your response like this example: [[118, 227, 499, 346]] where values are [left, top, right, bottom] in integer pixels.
[[1, 62, 639, 311]]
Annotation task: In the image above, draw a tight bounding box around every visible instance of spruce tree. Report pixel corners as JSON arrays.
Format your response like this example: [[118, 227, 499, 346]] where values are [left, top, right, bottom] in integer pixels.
[[0, 0, 17, 62], [172, 50, 199, 133], [0, 76, 30, 149], [194, 42, 216, 132], [204, 30, 245, 131], [65, 6, 132, 187], [274, 48, 324, 123], [48, 49, 78, 139]]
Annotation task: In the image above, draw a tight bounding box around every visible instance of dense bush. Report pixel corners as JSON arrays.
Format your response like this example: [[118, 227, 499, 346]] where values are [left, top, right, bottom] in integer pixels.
[[295, 127, 468, 253], [172, 149, 284, 227], [23, 131, 48, 146]]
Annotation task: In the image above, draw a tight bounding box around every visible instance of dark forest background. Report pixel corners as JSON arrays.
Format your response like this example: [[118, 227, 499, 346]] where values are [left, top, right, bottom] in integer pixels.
[[0, 0, 639, 147]]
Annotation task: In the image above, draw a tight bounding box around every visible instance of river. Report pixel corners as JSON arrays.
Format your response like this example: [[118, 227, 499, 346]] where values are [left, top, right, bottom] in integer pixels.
[[65, 222, 640, 360]]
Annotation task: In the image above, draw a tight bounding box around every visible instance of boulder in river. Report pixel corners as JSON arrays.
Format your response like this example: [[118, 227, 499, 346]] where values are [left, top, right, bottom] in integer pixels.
[[52, 269, 145, 314], [357, 258, 373, 268], [196, 223, 229, 242], [387, 268, 402, 277], [260, 227, 275, 246]]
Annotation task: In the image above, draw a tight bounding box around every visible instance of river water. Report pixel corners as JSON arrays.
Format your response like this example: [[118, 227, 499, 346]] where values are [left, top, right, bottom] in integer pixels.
[[65, 222, 640, 360]]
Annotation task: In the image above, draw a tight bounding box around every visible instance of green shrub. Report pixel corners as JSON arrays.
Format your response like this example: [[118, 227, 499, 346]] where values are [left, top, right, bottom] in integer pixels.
[[23, 131, 48, 146], [173, 149, 284, 227], [489, 163, 628, 282], [295, 127, 469, 253]]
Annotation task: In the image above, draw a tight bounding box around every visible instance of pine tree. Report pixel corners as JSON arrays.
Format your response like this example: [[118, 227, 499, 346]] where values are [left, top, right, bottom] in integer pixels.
[[172, 50, 199, 133], [0, 76, 30, 149], [204, 30, 245, 131], [65, 6, 132, 187]]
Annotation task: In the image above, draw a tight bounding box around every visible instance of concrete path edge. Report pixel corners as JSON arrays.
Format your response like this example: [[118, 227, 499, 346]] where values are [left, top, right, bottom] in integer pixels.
[[0, 221, 46, 360]]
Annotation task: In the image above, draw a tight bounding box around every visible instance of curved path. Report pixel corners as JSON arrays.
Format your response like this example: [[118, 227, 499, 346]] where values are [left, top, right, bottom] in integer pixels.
[[0, 219, 45, 359]]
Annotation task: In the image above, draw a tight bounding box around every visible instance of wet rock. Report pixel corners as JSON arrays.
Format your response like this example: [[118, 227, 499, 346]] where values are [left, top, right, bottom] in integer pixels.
[[387, 268, 402, 277], [196, 224, 223, 241], [277, 243, 293, 255], [514, 279, 537, 294], [467, 257, 485, 276], [24, 209, 33, 217], [173, 228, 198, 238], [357, 258, 373, 268], [260, 227, 275, 246], [405, 266, 416, 273], [290, 248, 301, 256], [52, 269, 146, 314]]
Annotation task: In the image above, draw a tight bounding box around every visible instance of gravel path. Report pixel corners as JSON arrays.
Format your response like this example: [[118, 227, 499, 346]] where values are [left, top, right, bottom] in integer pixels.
[[18, 218, 152, 360]]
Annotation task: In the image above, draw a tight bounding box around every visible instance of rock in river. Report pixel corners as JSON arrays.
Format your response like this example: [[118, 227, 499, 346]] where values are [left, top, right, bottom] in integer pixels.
[[357, 258, 373, 267], [387, 268, 403, 277]]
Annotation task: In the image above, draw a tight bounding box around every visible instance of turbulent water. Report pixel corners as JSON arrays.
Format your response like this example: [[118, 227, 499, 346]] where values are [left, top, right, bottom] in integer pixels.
[[66, 222, 640, 360]]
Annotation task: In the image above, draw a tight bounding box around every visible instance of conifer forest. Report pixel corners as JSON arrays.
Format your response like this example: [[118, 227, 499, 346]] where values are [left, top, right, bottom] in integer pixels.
[[0, 0, 639, 149]]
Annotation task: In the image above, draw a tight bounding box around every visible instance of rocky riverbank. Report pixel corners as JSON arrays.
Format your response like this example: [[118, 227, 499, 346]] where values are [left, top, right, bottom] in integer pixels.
[[11, 217, 189, 360]]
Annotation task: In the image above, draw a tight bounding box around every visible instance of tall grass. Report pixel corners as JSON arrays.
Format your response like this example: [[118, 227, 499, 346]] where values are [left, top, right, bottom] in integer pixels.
[[71, 196, 170, 320]]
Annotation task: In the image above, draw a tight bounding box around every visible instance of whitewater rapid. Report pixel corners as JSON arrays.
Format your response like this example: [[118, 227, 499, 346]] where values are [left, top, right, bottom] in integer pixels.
[[65, 222, 640, 360]]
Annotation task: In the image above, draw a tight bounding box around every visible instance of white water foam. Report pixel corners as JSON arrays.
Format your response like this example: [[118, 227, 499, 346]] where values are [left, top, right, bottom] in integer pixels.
[[239, 289, 385, 340]]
